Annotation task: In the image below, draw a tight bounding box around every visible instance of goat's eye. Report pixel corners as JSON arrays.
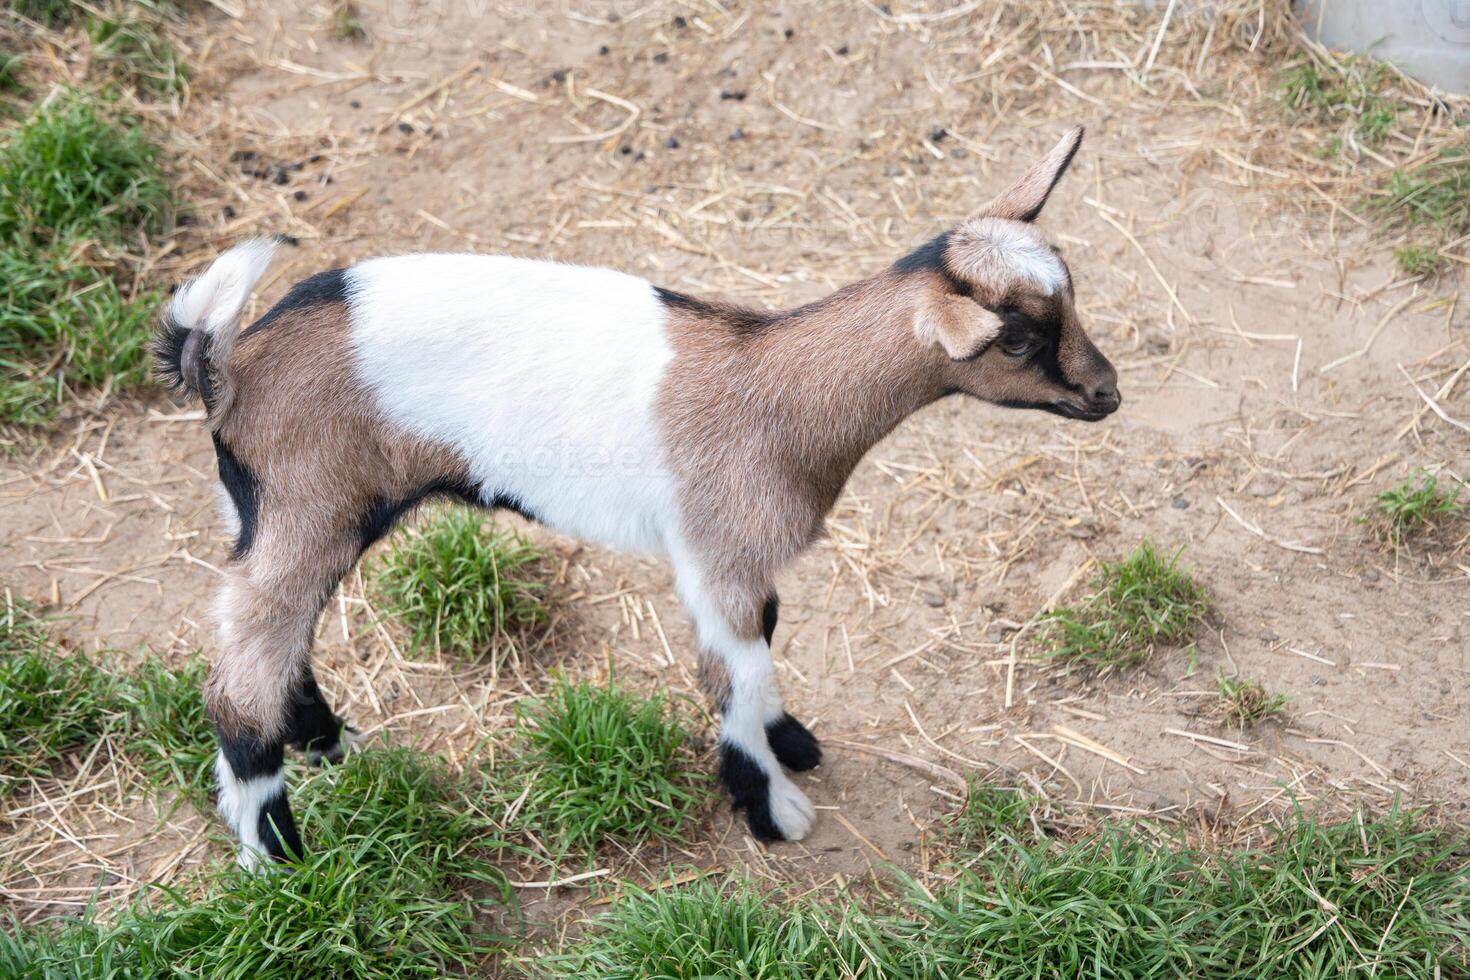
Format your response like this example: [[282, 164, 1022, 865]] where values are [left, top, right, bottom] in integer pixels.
[[1002, 339, 1038, 359]]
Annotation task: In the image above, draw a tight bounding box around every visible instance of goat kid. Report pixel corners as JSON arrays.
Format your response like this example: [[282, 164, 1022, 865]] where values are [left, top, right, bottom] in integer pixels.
[[155, 126, 1118, 869]]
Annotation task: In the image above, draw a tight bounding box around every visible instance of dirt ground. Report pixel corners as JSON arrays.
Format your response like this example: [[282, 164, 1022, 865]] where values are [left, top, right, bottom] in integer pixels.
[[3, 0, 1467, 937]]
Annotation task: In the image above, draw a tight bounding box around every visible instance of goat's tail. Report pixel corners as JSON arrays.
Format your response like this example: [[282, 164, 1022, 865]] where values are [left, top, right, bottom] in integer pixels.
[[153, 238, 278, 414]]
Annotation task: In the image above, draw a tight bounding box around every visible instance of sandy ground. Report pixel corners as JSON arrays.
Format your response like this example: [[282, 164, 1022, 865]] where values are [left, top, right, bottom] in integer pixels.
[[2, 0, 1467, 935]]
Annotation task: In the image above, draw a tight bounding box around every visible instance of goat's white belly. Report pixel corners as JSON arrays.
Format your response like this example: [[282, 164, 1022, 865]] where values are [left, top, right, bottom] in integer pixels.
[[345, 254, 679, 553]]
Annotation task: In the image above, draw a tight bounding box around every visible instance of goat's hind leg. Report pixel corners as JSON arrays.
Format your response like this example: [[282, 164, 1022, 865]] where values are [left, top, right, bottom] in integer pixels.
[[208, 561, 342, 870]]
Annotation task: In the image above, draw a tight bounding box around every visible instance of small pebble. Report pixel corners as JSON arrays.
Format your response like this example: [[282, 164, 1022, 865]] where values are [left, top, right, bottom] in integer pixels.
[[720, 89, 747, 101], [653, 52, 668, 64], [598, 45, 609, 55], [783, 27, 794, 38], [293, 190, 308, 202], [397, 121, 414, 134], [1360, 568, 1380, 583], [221, 205, 235, 219], [176, 213, 195, 227], [349, 99, 361, 109], [665, 136, 679, 149], [551, 68, 567, 83], [619, 144, 632, 155], [836, 44, 849, 55], [729, 128, 745, 141], [1171, 495, 1190, 509], [672, 15, 687, 28], [923, 593, 945, 608], [271, 169, 290, 185], [929, 127, 947, 142]]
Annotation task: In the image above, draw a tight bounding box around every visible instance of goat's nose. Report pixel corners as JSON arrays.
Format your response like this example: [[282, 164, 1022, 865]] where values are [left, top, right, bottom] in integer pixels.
[[1090, 381, 1121, 410]]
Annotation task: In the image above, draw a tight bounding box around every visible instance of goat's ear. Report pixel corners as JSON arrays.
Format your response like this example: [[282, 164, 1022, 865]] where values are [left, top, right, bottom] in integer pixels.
[[915, 294, 1003, 361], [974, 125, 1083, 223]]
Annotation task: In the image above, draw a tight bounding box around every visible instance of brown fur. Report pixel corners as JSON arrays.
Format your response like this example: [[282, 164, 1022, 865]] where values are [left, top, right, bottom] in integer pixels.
[[205, 301, 472, 740], [695, 648, 733, 713], [659, 272, 944, 609], [659, 243, 1114, 622]]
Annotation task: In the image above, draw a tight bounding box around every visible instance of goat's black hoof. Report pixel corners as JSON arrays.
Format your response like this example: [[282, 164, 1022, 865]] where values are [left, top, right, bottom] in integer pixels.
[[766, 713, 822, 772], [305, 724, 359, 766], [719, 741, 817, 840], [719, 743, 785, 840]]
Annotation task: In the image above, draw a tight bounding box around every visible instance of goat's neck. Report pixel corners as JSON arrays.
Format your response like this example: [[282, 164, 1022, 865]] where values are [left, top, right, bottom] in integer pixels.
[[754, 274, 944, 492]]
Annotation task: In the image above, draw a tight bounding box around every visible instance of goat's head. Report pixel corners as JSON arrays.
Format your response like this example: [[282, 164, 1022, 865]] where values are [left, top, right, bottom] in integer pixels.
[[908, 126, 1120, 422]]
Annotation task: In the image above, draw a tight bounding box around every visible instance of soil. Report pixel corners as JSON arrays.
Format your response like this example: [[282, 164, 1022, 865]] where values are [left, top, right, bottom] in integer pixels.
[[3, 0, 1467, 938]]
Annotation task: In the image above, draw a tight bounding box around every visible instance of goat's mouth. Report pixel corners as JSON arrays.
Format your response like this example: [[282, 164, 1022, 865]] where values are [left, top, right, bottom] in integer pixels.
[[1047, 399, 1115, 422]]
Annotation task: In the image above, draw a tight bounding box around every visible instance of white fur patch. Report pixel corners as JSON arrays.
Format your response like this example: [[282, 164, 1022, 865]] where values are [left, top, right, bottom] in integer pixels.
[[953, 217, 1067, 296], [345, 254, 680, 553], [214, 482, 241, 540], [214, 750, 285, 871]]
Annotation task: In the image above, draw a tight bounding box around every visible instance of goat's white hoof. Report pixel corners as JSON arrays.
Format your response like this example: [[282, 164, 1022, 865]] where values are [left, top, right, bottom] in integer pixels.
[[768, 776, 816, 841], [235, 846, 270, 873]]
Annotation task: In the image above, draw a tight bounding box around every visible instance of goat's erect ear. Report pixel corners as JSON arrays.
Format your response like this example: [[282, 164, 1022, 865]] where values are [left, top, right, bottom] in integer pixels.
[[974, 125, 1084, 223], [915, 294, 1003, 361]]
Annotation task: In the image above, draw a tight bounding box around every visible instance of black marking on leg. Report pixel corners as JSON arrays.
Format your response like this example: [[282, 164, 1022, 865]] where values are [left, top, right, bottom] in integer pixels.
[[217, 730, 302, 864], [286, 672, 345, 763], [719, 742, 785, 841], [258, 788, 303, 863], [761, 595, 779, 647], [212, 434, 260, 560], [766, 713, 822, 772], [218, 728, 283, 780]]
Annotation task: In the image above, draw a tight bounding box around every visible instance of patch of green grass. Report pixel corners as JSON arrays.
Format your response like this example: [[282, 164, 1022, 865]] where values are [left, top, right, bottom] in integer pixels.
[[0, 597, 122, 795], [118, 657, 214, 809], [0, 49, 26, 99], [949, 777, 1037, 846], [1276, 56, 1397, 152], [89, 12, 186, 98], [550, 807, 1470, 978], [0, 94, 169, 247], [3, 748, 516, 979], [541, 876, 895, 980], [1039, 541, 1209, 673], [1394, 244, 1445, 277], [1372, 146, 1470, 239], [910, 827, 1215, 977], [1215, 674, 1289, 727], [0, 246, 162, 424], [374, 509, 547, 661], [1369, 470, 1464, 544], [502, 678, 710, 857], [0, 93, 171, 423], [7, 0, 75, 27], [329, 0, 367, 42]]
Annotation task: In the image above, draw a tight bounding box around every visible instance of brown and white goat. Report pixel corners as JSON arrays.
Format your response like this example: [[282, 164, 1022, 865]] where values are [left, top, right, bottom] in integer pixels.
[[155, 126, 1118, 868]]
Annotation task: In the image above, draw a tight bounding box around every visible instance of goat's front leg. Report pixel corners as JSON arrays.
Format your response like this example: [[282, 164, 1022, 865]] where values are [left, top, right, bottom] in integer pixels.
[[676, 569, 818, 841]]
